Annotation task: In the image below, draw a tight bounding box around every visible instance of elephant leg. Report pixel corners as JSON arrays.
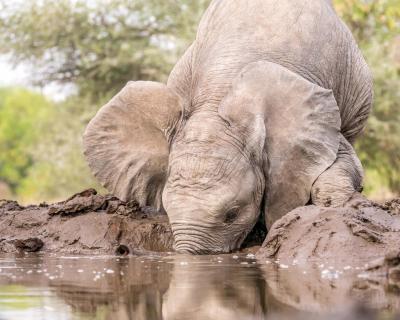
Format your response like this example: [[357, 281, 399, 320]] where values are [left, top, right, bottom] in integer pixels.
[[311, 135, 364, 207]]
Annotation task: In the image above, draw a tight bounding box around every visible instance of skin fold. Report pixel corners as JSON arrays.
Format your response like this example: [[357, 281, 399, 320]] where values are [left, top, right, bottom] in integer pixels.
[[83, 0, 373, 254]]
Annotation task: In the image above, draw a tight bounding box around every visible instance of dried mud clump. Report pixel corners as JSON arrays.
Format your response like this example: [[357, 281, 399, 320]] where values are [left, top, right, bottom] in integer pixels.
[[381, 199, 400, 216], [0, 199, 24, 212]]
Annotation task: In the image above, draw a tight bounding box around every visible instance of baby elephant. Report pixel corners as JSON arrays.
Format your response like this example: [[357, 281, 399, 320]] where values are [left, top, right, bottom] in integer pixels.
[[83, 0, 373, 254]]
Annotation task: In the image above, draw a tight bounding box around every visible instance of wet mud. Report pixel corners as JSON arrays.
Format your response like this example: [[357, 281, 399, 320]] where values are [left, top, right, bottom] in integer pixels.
[[257, 195, 400, 266], [0, 189, 173, 255], [1, 190, 399, 271]]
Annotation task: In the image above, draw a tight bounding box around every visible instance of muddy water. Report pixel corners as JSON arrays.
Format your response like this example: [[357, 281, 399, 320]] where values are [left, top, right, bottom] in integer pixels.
[[0, 254, 398, 320]]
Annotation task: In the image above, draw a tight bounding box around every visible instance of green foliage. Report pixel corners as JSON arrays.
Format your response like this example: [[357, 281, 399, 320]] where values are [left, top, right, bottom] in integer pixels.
[[0, 89, 103, 203], [0, 88, 53, 193], [335, 0, 400, 42], [17, 95, 104, 203]]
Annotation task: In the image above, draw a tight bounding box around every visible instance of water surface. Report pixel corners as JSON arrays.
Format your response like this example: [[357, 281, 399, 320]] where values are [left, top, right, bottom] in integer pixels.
[[0, 253, 398, 320]]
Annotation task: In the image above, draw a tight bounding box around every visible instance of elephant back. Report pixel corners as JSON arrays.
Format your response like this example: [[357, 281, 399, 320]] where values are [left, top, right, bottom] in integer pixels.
[[189, 0, 373, 143]]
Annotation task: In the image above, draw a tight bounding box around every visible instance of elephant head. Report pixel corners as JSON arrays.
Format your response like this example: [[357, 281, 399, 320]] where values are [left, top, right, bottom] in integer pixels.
[[83, 61, 341, 254]]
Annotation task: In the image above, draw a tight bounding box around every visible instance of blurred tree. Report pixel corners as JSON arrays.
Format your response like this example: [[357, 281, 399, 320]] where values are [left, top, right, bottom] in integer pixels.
[[0, 88, 53, 193], [0, 0, 209, 100], [335, 0, 400, 42], [17, 95, 103, 202]]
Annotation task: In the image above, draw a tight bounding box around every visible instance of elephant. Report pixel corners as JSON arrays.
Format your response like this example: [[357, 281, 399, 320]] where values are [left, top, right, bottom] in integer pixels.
[[83, 0, 373, 254]]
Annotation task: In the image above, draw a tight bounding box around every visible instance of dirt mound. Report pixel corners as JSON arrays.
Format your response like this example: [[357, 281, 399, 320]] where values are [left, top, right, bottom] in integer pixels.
[[0, 189, 173, 254], [257, 197, 400, 267]]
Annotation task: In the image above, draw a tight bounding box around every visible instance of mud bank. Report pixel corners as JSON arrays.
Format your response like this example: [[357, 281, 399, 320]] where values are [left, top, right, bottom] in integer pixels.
[[1, 189, 399, 266], [0, 189, 265, 255], [258, 195, 400, 266], [0, 189, 173, 254]]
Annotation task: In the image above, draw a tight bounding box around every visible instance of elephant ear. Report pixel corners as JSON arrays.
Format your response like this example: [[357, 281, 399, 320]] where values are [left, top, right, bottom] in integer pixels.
[[83, 81, 183, 210], [219, 61, 341, 228]]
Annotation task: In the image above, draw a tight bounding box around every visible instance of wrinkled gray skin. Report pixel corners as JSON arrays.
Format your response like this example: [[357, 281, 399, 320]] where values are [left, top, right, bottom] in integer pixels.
[[83, 0, 373, 254]]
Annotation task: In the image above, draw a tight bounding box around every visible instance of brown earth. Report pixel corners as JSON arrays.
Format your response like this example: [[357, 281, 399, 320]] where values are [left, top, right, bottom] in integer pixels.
[[257, 194, 400, 267], [1, 188, 399, 274], [0, 189, 173, 255]]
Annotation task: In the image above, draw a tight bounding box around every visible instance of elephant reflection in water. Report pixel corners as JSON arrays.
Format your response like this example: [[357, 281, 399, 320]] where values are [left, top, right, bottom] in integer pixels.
[[16, 256, 397, 319], [162, 256, 267, 320], [48, 256, 268, 320]]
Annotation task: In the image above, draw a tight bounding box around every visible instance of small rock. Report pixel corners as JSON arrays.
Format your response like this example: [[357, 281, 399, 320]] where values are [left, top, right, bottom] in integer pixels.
[[14, 238, 44, 252], [382, 199, 400, 215]]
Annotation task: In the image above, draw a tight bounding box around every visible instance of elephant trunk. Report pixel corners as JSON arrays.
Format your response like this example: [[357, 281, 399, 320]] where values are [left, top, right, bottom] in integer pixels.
[[172, 223, 225, 255]]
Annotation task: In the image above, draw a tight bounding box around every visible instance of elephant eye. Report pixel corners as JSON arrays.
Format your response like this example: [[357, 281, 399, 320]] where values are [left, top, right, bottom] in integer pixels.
[[224, 207, 240, 224]]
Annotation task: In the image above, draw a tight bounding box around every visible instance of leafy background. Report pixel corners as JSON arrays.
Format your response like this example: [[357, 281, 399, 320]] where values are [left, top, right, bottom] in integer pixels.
[[0, 0, 398, 203]]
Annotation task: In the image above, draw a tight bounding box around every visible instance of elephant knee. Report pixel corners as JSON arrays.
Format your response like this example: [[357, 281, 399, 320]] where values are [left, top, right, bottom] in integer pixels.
[[311, 136, 364, 208], [311, 172, 358, 207]]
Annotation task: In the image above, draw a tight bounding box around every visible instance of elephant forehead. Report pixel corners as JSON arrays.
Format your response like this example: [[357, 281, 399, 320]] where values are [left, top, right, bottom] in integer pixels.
[[167, 152, 248, 186]]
